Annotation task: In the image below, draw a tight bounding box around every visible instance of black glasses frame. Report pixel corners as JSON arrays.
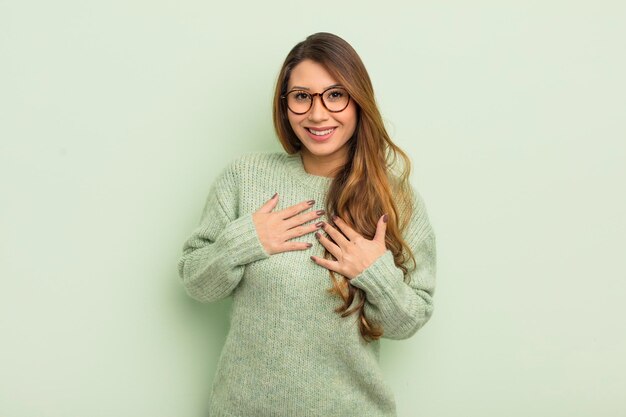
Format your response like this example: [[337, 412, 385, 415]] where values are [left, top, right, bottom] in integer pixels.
[[280, 86, 351, 115]]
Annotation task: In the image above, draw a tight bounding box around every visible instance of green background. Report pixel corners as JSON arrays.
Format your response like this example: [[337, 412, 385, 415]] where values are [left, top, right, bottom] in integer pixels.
[[1, 1, 624, 416]]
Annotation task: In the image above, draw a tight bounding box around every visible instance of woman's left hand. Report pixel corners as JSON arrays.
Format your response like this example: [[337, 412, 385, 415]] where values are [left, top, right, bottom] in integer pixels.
[[310, 214, 388, 279]]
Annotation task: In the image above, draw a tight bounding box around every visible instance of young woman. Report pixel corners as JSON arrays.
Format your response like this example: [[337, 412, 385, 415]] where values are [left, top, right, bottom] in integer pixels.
[[178, 32, 436, 417]]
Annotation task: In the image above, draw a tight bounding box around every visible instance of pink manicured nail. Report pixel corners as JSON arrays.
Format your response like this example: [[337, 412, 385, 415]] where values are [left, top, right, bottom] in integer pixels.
[[271, 193, 277, 199], [315, 221, 324, 228], [316, 210, 325, 215], [307, 200, 315, 205], [383, 213, 388, 223]]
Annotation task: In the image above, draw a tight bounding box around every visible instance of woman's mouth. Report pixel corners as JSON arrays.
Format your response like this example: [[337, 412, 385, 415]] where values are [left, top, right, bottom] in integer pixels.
[[305, 127, 336, 141]]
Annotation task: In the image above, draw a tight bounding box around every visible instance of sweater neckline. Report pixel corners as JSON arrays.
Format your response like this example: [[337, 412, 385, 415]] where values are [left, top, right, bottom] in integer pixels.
[[284, 152, 334, 191]]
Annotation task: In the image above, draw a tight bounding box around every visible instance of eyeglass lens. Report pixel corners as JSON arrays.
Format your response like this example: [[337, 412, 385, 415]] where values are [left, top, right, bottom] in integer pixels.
[[286, 88, 349, 114]]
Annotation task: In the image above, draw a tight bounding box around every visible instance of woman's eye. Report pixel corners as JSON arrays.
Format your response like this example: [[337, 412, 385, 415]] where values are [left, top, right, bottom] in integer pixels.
[[293, 92, 310, 101], [326, 89, 345, 101]]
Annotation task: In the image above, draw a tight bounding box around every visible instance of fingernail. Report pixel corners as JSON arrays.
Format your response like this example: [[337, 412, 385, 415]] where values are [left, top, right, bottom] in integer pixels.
[[315, 232, 321, 239], [310, 256, 316, 261], [331, 214, 338, 221], [305, 243, 313, 248], [383, 213, 388, 223], [316, 210, 325, 215], [315, 221, 324, 228], [307, 200, 315, 205], [271, 193, 277, 199]]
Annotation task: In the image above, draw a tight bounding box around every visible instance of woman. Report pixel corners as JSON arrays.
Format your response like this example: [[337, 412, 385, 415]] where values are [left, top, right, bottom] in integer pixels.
[[178, 32, 436, 417]]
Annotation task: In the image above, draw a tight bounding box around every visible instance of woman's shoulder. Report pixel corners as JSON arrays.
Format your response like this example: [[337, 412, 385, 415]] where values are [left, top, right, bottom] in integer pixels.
[[389, 175, 422, 209], [389, 175, 433, 242], [224, 150, 290, 174], [406, 183, 434, 242]]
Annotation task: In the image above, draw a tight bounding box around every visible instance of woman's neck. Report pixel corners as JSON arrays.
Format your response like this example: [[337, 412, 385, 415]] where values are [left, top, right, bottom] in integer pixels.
[[300, 149, 347, 178]]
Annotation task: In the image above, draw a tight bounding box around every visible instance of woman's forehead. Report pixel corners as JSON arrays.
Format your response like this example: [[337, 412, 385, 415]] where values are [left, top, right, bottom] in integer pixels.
[[288, 60, 338, 90]]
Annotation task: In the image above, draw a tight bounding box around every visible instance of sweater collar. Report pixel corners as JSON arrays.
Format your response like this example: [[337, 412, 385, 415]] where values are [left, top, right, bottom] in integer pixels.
[[284, 152, 334, 191]]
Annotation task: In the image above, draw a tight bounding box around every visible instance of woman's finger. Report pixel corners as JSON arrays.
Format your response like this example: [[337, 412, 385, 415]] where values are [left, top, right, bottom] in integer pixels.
[[321, 221, 350, 247], [315, 230, 342, 259], [283, 221, 323, 241], [331, 215, 361, 241], [275, 199, 316, 219], [254, 193, 279, 214], [373, 213, 388, 244], [283, 209, 325, 230], [310, 255, 342, 275], [280, 241, 313, 252]]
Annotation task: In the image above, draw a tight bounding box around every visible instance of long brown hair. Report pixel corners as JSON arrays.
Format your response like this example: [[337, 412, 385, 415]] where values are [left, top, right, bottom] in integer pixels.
[[272, 32, 416, 342]]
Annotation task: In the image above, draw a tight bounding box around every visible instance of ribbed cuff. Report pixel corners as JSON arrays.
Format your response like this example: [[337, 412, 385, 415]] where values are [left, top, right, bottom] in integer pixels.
[[219, 213, 270, 266], [349, 250, 405, 307]]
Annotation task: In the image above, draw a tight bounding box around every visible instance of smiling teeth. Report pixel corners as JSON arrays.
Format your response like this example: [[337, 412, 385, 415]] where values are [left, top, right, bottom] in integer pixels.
[[308, 128, 335, 136]]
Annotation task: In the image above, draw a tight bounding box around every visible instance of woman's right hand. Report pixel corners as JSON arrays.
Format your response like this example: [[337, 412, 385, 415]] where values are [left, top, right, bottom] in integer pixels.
[[252, 193, 325, 255]]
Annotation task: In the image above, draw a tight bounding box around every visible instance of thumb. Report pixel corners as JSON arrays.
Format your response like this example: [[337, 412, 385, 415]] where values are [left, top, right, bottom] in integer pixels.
[[256, 192, 279, 213], [373, 213, 388, 244]]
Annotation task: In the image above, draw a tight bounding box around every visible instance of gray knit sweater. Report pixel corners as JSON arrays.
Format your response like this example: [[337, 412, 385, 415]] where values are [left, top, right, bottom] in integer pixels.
[[177, 151, 436, 417]]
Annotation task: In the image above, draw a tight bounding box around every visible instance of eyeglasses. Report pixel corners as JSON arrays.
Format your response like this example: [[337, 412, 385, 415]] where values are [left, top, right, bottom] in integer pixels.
[[281, 86, 351, 115]]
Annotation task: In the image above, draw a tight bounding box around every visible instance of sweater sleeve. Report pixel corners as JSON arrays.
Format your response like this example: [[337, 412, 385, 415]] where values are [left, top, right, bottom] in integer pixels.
[[177, 159, 270, 303], [349, 188, 436, 340]]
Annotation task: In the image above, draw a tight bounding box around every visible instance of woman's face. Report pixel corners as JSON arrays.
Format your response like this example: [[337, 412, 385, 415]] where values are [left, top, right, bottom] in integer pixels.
[[286, 59, 358, 172]]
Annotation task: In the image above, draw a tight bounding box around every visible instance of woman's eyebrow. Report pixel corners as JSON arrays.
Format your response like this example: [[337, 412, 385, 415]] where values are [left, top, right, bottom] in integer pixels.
[[289, 84, 342, 91]]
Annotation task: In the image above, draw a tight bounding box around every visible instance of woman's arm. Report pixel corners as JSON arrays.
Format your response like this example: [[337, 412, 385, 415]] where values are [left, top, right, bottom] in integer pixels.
[[349, 231, 436, 340], [177, 161, 270, 303], [310, 186, 436, 340], [348, 188, 436, 340]]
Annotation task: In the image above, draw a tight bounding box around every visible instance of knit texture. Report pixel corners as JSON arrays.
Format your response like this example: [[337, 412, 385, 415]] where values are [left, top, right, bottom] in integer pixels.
[[177, 151, 436, 417]]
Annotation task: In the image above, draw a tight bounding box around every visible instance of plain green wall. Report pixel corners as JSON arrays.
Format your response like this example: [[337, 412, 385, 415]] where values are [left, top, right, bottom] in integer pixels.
[[1, 1, 625, 416]]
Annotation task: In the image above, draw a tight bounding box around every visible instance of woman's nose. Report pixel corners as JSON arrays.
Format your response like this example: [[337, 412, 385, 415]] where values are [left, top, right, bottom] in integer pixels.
[[307, 95, 329, 122]]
